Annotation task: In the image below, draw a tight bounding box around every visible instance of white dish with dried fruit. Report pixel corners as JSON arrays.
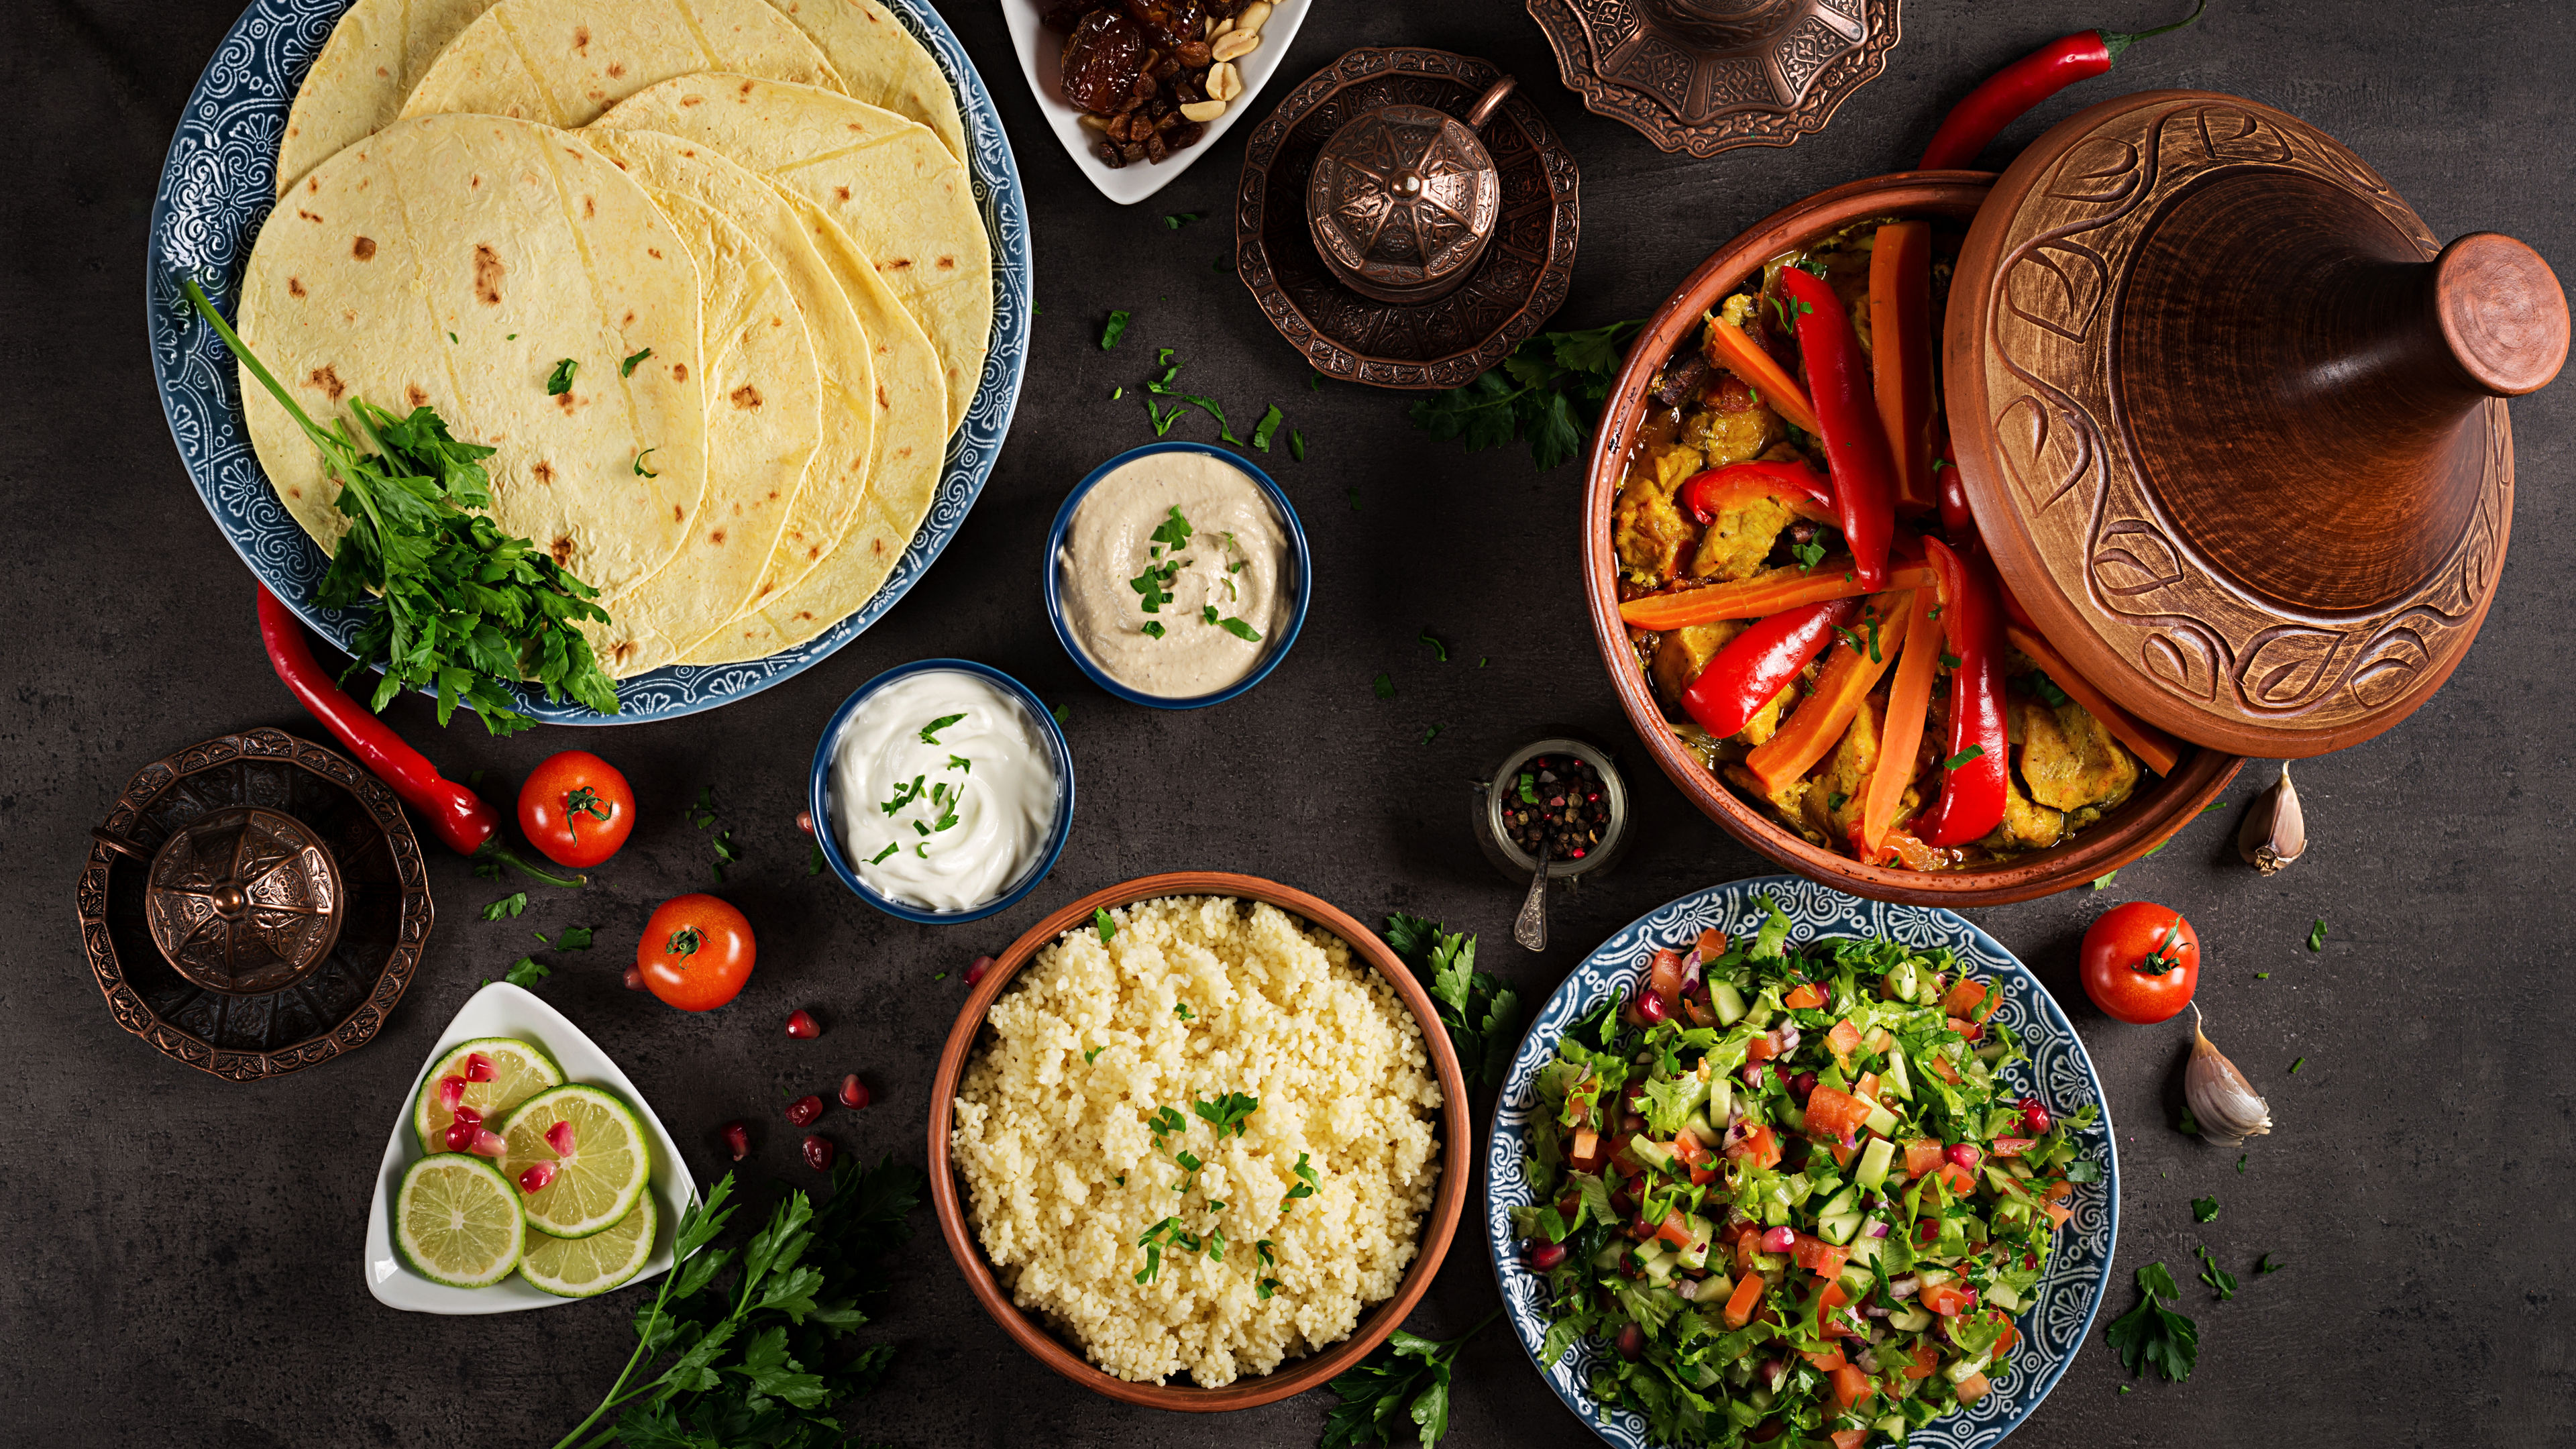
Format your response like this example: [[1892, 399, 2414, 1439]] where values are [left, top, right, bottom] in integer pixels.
[[1002, 0, 1311, 205], [364, 983, 695, 1314]]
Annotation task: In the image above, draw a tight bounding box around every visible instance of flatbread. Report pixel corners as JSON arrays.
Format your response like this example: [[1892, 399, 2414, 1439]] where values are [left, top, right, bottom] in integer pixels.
[[582, 128, 875, 614], [238, 113, 709, 605], [594, 74, 988, 431], [682, 186, 945, 663], [761, 0, 966, 162], [273, 0, 498, 198], [585, 193, 822, 677], [399, 0, 846, 132]]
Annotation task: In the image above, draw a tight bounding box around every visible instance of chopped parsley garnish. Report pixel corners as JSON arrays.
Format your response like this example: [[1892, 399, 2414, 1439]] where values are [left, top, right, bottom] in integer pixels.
[[535, 925, 593, 952], [2191, 1195, 2220, 1223], [1252, 404, 1284, 451], [2290, 1055, 2305, 1074], [1051, 703, 1070, 727], [1257, 1278, 1280, 1300], [1372, 672, 1394, 700], [1141, 621, 1167, 639], [2031, 671, 2072, 708], [481, 893, 529, 922], [1419, 629, 1448, 662], [1173, 1002, 1195, 1021], [1827, 792, 1849, 812], [1100, 310, 1131, 350], [619, 347, 653, 377], [2306, 918, 2327, 951], [1193, 1091, 1258, 1138], [502, 956, 551, 988], [918, 713, 966, 744], [1093, 907, 1117, 943], [1084, 1045, 1106, 1064], [1217, 616, 1262, 642], [2257, 1253, 2286, 1275], [633, 448, 657, 477], [545, 358, 578, 395], [2194, 1244, 2237, 1301], [1792, 539, 1828, 570], [881, 775, 926, 814], [1150, 505, 1194, 551], [1939, 651, 1963, 669], [869, 842, 900, 865], [1419, 723, 1445, 745], [1943, 745, 1986, 770], [1289, 429, 1306, 462], [1283, 1152, 1319, 1209], [1163, 212, 1201, 229]]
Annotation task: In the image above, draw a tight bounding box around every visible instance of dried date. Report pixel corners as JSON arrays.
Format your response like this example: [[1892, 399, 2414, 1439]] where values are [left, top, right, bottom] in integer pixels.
[[1059, 10, 1146, 114]]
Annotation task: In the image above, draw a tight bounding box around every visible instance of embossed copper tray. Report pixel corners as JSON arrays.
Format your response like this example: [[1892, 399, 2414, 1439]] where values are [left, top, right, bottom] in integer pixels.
[[1950, 91, 2568, 757], [1236, 48, 1580, 389], [78, 729, 434, 1081], [1525, 0, 1901, 158]]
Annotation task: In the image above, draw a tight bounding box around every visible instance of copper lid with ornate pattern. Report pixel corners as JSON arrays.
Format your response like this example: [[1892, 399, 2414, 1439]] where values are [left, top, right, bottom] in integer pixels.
[[1947, 91, 2567, 758], [1305, 78, 1514, 305]]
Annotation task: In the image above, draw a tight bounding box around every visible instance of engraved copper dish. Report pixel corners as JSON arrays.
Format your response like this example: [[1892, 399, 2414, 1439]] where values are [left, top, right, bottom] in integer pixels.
[[1238, 48, 1580, 390], [77, 729, 433, 1081], [1305, 78, 1515, 306], [1526, 0, 1901, 158], [1950, 91, 2568, 757]]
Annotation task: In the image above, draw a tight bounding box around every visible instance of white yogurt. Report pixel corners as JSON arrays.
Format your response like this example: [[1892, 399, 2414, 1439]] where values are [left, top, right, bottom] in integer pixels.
[[830, 671, 1057, 912], [1058, 449, 1290, 699]]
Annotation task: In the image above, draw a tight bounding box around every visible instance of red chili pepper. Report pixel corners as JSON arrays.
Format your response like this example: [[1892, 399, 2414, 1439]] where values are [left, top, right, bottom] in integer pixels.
[[1914, 538, 2008, 847], [1678, 461, 1838, 525], [1776, 267, 1898, 590], [1680, 598, 1860, 740], [256, 584, 583, 885], [1917, 1, 2208, 171]]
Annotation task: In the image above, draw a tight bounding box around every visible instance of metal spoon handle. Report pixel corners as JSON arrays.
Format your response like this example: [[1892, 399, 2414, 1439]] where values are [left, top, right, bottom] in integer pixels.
[[1513, 839, 1551, 952]]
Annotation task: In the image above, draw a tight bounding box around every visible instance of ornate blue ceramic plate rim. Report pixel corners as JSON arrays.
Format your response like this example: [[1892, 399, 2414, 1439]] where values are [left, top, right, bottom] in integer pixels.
[[1484, 875, 2119, 1448], [145, 0, 1030, 725]]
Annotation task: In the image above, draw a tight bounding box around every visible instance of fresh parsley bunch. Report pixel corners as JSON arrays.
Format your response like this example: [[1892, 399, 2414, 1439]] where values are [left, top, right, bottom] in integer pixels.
[[1405, 321, 1643, 472], [183, 279, 619, 735], [2105, 1262, 2199, 1383], [1319, 1309, 1501, 1449], [1385, 914, 1520, 1089], [549, 1154, 926, 1449]]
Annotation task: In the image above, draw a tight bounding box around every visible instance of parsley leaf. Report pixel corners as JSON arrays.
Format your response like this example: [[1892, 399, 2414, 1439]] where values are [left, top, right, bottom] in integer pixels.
[[1289, 429, 1306, 462], [1193, 1091, 1258, 1138], [1385, 914, 1521, 1089], [2192, 1195, 2220, 1223], [546, 357, 578, 395], [918, 713, 967, 744], [1093, 908, 1117, 943], [1218, 616, 1262, 642], [2257, 1252, 2286, 1275], [2307, 918, 2327, 951], [1405, 321, 1641, 472], [2104, 1263, 2198, 1382], [1318, 1309, 1503, 1449], [619, 347, 653, 377], [503, 956, 551, 988], [2194, 1244, 2237, 1301], [1418, 629, 1448, 663], [1372, 672, 1395, 700], [481, 893, 529, 922], [1252, 404, 1284, 451], [1100, 310, 1131, 350], [535, 925, 594, 951], [1084, 1045, 1106, 1065]]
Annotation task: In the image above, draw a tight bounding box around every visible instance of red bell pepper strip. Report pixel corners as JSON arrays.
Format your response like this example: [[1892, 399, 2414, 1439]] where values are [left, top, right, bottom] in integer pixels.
[[257, 585, 584, 886], [1680, 598, 1860, 739], [1914, 537, 2008, 847], [1917, 1, 2208, 170], [1677, 461, 1838, 527], [1776, 267, 1897, 590]]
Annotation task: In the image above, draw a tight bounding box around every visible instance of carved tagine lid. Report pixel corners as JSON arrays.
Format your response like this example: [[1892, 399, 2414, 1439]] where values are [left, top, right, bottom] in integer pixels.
[[1306, 78, 1515, 305], [1949, 91, 2569, 757]]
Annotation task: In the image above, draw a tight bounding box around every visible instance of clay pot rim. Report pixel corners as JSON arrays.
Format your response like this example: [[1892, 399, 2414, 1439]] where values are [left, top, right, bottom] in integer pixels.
[[923, 871, 1472, 1410], [1578, 170, 2247, 907]]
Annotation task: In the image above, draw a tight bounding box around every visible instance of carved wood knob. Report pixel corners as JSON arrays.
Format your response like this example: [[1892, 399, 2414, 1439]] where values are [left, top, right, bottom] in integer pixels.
[[2433, 232, 2569, 397]]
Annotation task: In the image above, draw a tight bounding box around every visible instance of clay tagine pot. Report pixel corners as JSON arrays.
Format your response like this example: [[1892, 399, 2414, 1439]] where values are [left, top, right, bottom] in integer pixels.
[[1305, 76, 1516, 305], [1949, 91, 2570, 757]]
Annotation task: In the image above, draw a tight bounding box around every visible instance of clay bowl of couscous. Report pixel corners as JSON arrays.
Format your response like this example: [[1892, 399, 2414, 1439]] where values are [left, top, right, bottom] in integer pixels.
[[926, 871, 1472, 1410]]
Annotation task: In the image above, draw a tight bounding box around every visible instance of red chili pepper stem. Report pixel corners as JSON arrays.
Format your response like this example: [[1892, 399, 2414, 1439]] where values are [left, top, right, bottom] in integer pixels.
[[2100, 0, 2208, 61], [1916, 0, 2207, 172], [256, 585, 585, 887]]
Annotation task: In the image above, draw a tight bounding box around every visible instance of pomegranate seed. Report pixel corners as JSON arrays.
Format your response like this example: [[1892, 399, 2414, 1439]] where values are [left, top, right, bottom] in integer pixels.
[[444, 1122, 478, 1151], [452, 1106, 482, 1128], [722, 1121, 751, 1161], [1947, 1143, 1983, 1174], [1634, 989, 1668, 1024], [965, 954, 996, 985], [786, 1009, 821, 1039], [1787, 1071, 1818, 1104], [2019, 1096, 2053, 1136], [1626, 1216, 1655, 1242], [1529, 1241, 1568, 1271], [437, 1075, 468, 1112], [1761, 1226, 1799, 1252], [802, 1134, 835, 1172], [465, 1053, 496, 1083], [796, 809, 814, 835], [1615, 1323, 1645, 1360], [623, 965, 647, 991], [839, 1074, 870, 1110], [545, 1120, 577, 1157], [470, 1129, 507, 1158], [786, 1094, 825, 1128], [1570, 848, 1586, 859], [1621, 1112, 1646, 1134], [518, 1161, 557, 1194]]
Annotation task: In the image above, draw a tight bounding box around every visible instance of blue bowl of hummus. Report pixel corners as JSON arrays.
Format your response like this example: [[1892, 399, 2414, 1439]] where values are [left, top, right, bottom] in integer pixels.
[[808, 659, 1076, 925], [1042, 441, 1311, 710]]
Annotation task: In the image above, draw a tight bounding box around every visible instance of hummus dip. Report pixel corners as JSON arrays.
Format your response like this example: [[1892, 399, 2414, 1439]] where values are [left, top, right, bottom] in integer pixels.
[[1059, 450, 1289, 699]]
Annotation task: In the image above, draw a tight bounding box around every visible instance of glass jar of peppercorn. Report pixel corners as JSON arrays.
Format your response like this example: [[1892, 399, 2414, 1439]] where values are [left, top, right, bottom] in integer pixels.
[[1472, 737, 1629, 884]]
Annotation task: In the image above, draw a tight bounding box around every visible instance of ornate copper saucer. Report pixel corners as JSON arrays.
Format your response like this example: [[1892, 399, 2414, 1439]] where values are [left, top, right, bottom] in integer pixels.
[[78, 729, 433, 1081], [1525, 0, 1901, 158], [1237, 48, 1580, 390]]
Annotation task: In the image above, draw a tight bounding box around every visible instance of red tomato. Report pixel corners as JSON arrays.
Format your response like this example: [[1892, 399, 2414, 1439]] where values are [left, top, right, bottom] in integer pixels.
[[517, 751, 635, 869], [638, 894, 756, 1012], [2080, 902, 2201, 1024]]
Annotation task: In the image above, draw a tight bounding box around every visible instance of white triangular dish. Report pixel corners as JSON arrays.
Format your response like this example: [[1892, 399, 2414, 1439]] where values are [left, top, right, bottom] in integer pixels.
[[362, 983, 696, 1314], [998, 0, 1311, 205]]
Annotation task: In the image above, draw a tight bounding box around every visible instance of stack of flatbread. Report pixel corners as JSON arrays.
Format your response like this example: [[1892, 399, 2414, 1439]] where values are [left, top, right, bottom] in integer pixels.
[[238, 0, 991, 678]]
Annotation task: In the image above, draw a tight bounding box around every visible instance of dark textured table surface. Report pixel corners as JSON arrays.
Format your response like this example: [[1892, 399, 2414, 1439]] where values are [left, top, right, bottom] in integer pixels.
[[5, 1, 2570, 1444]]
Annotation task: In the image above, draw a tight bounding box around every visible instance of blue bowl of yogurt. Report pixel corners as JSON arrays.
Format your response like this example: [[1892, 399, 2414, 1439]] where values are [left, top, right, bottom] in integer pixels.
[[808, 659, 1075, 925], [1043, 441, 1310, 710]]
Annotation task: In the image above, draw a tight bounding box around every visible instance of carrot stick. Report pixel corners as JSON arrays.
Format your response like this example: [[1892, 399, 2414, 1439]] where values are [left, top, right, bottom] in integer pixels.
[[1870, 222, 1935, 515], [1619, 559, 1939, 633], [2003, 623, 2183, 775], [1746, 592, 1912, 794], [1705, 318, 1822, 436], [1860, 586, 1942, 855]]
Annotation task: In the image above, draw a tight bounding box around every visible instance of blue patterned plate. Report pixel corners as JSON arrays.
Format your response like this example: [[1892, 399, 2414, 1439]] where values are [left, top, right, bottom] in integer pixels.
[[146, 0, 1030, 724], [1485, 875, 2118, 1448]]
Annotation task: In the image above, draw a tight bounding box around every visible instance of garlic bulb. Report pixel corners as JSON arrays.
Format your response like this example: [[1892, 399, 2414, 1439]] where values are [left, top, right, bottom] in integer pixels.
[[2186, 1006, 2273, 1146], [2237, 761, 2306, 873]]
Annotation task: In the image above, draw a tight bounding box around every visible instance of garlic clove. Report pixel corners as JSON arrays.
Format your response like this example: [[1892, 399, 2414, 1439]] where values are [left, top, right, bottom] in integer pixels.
[[2185, 1006, 2274, 1146], [2237, 761, 2306, 874]]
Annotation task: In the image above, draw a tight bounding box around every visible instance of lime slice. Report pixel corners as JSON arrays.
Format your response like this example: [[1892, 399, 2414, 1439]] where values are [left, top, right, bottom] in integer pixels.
[[393, 1154, 525, 1288], [414, 1037, 564, 1155], [499, 1084, 653, 1238], [520, 1191, 658, 1297]]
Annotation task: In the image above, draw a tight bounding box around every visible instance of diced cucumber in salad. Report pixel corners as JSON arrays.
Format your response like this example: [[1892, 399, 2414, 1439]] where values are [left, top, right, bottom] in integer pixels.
[[1510, 896, 2098, 1447]]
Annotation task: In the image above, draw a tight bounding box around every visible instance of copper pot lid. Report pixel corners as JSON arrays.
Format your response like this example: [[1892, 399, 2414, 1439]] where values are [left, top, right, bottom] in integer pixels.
[[1947, 91, 2568, 758], [105, 806, 345, 995], [1306, 78, 1515, 305], [1526, 0, 1901, 158]]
